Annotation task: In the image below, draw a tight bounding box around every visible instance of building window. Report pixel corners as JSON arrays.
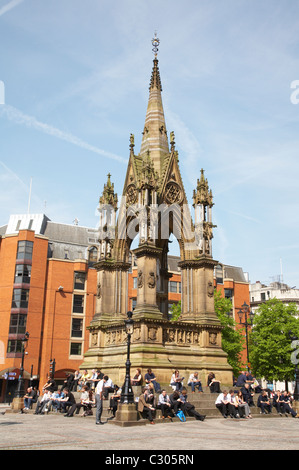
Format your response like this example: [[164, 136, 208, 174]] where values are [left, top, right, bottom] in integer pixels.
[[70, 342, 82, 356], [88, 246, 98, 263], [74, 272, 86, 290], [215, 264, 223, 284], [132, 298, 137, 310], [15, 264, 32, 284], [133, 277, 137, 289], [178, 282, 181, 293], [7, 340, 23, 354], [169, 281, 177, 293], [16, 241, 33, 261], [73, 295, 84, 313], [9, 314, 27, 335], [224, 288, 233, 301], [261, 292, 266, 301], [71, 318, 83, 338], [11, 289, 29, 309]]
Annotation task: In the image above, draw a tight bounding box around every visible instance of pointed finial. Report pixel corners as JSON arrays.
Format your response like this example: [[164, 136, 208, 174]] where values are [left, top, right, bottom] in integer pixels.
[[152, 32, 160, 58]]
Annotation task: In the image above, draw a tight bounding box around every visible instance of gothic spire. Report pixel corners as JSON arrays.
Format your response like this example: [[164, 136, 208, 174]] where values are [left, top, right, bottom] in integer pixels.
[[139, 34, 169, 176]]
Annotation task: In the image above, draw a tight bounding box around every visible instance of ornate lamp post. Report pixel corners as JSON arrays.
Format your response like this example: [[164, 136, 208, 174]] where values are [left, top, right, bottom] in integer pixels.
[[120, 311, 134, 404], [15, 331, 30, 398], [237, 302, 254, 370]]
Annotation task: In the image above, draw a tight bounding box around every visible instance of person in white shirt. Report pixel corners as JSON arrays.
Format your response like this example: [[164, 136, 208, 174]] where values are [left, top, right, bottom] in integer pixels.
[[215, 390, 231, 418], [187, 372, 203, 393], [157, 390, 174, 420], [102, 376, 114, 400], [95, 376, 107, 425]]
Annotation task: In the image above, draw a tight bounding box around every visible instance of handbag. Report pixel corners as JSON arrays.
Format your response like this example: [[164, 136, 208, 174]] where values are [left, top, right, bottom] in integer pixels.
[[176, 410, 186, 422]]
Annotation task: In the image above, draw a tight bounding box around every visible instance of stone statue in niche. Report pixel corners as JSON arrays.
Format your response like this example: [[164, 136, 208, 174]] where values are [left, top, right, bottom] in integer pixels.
[[148, 271, 156, 289], [97, 282, 101, 299], [209, 332, 217, 345], [137, 270, 144, 288], [148, 326, 157, 341]]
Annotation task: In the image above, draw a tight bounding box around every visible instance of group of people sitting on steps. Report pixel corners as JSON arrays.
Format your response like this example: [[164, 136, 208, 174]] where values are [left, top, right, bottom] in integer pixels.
[[21, 367, 207, 424], [214, 371, 299, 419]]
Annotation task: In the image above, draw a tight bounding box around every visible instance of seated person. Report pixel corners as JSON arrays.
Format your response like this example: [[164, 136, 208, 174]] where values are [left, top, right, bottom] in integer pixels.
[[240, 383, 255, 406], [233, 390, 252, 418], [42, 375, 58, 393], [48, 389, 65, 412], [34, 390, 52, 414], [272, 390, 285, 415], [64, 386, 90, 417], [157, 389, 174, 420], [144, 368, 161, 393], [102, 375, 114, 399], [131, 368, 143, 386], [137, 387, 155, 424], [215, 390, 231, 418], [109, 385, 122, 417], [207, 372, 221, 393], [23, 387, 37, 410], [257, 391, 272, 414], [179, 388, 205, 421], [281, 391, 299, 418], [235, 372, 248, 387], [187, 371, 203, 393], [169, 390, 184, 415], [59, 388, 76, 415], [170, 370, 184, 391]]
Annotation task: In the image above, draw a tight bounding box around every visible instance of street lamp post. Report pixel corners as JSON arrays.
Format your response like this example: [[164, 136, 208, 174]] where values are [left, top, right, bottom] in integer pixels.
[[120, 311, 134, 404], [15, 332, 30, 398], [237, 302, 254, 370]]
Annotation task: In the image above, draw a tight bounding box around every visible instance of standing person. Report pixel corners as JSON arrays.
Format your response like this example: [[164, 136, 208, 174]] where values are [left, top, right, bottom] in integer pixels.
[[95, 376, 107, 425], [157, 389, 174, 420], [187, 372, 203, 393], [137, 387, 155, 424], [144, 369, 161, 393]]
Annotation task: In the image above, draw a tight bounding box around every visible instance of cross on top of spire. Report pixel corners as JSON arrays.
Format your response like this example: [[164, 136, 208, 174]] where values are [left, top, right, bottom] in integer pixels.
[[152, 32, 160, 58]]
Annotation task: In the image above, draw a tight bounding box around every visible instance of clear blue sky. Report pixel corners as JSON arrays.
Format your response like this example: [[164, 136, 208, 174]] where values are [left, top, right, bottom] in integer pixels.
[[1, 0, 299, 288]]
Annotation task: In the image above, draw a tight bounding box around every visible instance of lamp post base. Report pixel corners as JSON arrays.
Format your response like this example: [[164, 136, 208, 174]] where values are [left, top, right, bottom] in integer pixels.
[[10, 397, 24, 412], [108, 403, 146, 427]]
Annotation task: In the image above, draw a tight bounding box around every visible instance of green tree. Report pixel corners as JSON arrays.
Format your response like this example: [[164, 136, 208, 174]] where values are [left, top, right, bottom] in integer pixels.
[[169, 301, 181, 321], [249, 298, 299, 382], [214, 290, 245, 376]]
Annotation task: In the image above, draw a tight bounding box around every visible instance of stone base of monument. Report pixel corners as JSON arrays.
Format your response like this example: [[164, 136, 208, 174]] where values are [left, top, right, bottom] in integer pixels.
[[107, 403, 146, 427]]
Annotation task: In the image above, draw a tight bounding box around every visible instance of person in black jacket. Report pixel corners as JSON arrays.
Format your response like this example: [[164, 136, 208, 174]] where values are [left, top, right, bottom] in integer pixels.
[[240, 383, 254, 406], [257, 391, 272, 414], [179, 388, 206, 421], [281, 391, 299, 418]]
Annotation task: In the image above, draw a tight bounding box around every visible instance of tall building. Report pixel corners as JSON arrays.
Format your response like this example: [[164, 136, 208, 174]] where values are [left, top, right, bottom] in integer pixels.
[[0, 213, 98, 402], [250, 280, 299, 313]]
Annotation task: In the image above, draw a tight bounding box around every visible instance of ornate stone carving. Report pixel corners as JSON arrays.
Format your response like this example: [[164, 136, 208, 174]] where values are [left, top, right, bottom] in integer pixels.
[[165, 181, 182, 204], [148, 326, 157, 341], [207, 281, 214, 297], [209, 332, 217, 346], [137, 270, 144, 288], [126, 184, 137, 205], [148, 271, 156, 289], [96, 282, 101, 299]]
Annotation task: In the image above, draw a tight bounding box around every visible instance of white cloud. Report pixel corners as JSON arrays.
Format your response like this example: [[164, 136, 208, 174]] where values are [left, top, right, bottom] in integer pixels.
[[0, 0, 23, 17]]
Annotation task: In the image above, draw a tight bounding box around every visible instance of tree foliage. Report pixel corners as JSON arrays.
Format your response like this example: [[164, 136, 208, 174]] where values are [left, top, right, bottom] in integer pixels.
[[249, 299, 299, 382]]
